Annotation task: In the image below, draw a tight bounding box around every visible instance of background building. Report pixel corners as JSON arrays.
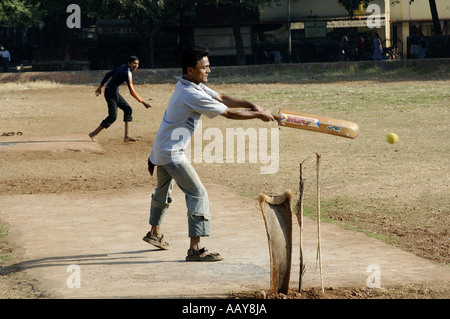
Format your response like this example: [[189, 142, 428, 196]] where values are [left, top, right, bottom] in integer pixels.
[[0, 0, 449, 71], [259, 0, 450, 61]]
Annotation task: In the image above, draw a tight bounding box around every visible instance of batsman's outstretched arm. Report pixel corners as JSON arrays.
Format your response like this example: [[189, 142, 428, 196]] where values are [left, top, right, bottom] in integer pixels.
[[221, 108, 274, 122], [215, 94, 274, 122], [215, 94, 262, 112]]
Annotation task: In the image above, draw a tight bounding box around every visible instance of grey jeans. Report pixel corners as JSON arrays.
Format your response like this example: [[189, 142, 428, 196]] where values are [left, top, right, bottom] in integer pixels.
[[149, 161, 210, 238]]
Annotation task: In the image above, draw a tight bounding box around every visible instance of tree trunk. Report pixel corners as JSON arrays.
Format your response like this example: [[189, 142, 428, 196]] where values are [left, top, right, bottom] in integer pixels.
[[144, 28, 154, 68], [131, 18, 154, 68], [429, 0, 442, 35], [232, 11, 246, 66]]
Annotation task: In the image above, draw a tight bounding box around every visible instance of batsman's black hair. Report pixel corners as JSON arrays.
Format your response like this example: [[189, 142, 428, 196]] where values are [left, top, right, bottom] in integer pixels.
[[128, 55, 140, 63], [181, 46, 209, 75]]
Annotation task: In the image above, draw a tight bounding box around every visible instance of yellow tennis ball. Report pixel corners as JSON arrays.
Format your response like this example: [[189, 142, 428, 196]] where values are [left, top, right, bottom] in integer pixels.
[[386, 133, 399, 144]]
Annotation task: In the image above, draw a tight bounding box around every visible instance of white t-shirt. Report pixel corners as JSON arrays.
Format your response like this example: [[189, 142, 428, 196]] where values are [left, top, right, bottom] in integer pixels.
[[149, 76, 227, 165]]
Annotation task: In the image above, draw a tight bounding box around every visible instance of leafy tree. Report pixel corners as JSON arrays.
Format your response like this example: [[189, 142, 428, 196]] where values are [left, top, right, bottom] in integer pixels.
[[86, 0, 182, 67], [0, 0, 44, 27], [338, 0, 374, 17], [86, 0, 281, 66], [23, 0, 94, 60]]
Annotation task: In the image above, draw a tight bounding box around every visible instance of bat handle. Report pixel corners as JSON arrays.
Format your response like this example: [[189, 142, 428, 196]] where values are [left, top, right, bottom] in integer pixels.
[[272, 113, 281, 121]]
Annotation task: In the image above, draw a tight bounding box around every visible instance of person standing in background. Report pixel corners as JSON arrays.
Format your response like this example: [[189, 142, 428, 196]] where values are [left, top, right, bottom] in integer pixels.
[[372, 33, 383, 60], [0, 46, 11, 72]]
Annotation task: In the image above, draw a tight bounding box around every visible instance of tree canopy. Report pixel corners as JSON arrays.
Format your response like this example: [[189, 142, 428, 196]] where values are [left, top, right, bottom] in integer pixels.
[[339, 0, 374, 17], [0, 0, 44, 27]]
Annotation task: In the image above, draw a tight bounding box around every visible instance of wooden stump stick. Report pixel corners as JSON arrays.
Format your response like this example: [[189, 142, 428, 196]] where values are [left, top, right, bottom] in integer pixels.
[[296, 161, 307, 293], [316, 153, 324, 293]]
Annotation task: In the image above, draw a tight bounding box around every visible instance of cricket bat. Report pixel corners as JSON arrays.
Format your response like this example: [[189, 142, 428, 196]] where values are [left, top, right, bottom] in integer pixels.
[[273, 110, 359, 139]]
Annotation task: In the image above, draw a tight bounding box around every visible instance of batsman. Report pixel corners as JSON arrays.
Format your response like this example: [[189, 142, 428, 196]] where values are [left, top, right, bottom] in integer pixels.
[[143, 46, 274, 262]]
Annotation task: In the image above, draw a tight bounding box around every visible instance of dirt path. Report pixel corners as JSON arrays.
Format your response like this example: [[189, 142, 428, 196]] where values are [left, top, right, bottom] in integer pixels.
[[1, 182, 448, 298]]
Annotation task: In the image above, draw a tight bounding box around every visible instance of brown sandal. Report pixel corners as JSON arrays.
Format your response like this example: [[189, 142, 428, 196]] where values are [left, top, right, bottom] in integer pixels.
[[142, 232, 171, 250], [186, 247, 223, 262]]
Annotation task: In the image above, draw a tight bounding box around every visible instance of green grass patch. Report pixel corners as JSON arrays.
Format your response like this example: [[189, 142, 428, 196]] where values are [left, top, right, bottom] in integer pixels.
[[0, 253, 13, 265], [0, 225, 6, 240], [211, 63, 450, 85], [0, 224, 14, 266]]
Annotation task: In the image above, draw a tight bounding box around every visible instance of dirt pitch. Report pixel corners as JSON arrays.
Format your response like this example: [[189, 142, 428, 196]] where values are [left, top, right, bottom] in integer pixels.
[[0, 64, 449, 299]]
